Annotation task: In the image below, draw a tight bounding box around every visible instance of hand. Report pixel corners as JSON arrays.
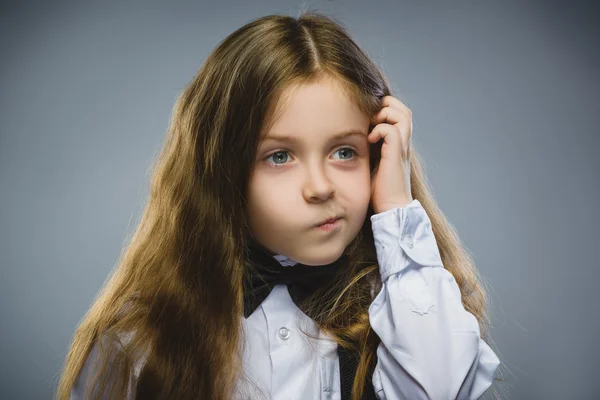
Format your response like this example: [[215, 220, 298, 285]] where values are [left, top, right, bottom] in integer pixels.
[[368, 95, 413, 214]]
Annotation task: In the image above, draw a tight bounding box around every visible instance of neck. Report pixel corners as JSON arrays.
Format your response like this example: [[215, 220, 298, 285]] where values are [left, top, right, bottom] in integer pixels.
[[247, 235, 299, 267], [246, 235, 346, 269]]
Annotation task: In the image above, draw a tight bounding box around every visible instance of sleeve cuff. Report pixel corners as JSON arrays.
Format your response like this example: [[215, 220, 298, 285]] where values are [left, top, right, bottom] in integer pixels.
[[369, 199, 444, 281]]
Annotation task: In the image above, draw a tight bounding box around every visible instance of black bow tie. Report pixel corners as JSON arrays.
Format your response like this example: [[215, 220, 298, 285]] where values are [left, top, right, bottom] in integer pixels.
[[243, 238, 347, 318], [243, 238, 377, 400]]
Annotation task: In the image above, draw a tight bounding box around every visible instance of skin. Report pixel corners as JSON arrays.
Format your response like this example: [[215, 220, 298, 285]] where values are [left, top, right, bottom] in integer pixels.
[[247, 77, 413, 266]]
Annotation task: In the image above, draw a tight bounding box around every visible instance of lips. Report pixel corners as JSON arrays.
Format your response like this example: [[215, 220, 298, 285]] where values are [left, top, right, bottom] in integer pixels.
[[315, 216, 340, 227]]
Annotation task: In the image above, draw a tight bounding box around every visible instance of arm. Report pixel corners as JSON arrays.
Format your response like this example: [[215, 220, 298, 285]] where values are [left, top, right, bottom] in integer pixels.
[[368, 199, 500, 400]]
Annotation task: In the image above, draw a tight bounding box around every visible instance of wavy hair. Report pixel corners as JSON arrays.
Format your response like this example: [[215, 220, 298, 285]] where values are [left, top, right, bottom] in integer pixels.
[[56, 11, 504, 400]]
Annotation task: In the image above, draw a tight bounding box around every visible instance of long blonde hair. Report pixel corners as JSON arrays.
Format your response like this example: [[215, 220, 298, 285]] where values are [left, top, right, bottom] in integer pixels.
[[55, 11, 504, 400]]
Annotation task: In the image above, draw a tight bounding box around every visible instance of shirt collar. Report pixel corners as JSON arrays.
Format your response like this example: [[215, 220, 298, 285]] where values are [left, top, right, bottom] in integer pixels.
[[273, 254, 299, 267]]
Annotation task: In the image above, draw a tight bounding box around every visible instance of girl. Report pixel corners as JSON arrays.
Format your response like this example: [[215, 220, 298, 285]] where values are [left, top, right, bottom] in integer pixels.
[[56, 12, 501, 400]]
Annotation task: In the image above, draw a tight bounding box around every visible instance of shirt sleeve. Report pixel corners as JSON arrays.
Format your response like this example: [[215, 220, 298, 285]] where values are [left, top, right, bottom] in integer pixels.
[[368, 199, 500, 400]]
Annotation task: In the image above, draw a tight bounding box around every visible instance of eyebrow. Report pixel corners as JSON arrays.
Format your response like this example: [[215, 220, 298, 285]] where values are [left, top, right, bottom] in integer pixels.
[[262, 129, 366, 143]]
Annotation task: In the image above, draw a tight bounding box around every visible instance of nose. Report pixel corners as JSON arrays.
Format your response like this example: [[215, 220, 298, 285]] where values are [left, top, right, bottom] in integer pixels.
[[302, 161, 335, 202]]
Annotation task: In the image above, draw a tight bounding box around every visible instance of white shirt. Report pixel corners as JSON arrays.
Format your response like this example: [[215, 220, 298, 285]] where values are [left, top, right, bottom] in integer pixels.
[[71, 199, 500, 400]]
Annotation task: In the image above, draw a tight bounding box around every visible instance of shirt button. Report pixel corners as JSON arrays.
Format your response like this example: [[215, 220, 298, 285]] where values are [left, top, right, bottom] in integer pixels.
[[402, 235, 414, 248], [278, 327, 290, 340]]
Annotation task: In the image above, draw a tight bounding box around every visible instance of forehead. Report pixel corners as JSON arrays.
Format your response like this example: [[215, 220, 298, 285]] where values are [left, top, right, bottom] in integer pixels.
[[262, 79, 370, 142]]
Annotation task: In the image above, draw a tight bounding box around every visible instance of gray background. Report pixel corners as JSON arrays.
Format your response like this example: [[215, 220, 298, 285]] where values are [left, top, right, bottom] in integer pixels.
[[1, 1, 598, 399]]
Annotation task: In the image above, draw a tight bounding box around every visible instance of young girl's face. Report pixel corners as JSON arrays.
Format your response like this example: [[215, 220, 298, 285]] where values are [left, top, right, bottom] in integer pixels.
[[247, 77, 372, 266]]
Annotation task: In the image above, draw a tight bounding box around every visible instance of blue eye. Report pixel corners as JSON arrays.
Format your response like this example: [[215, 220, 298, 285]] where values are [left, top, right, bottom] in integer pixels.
[[332, 147, 356, 161], [264, 147, 358, 168], [266, 151, 290, 166]]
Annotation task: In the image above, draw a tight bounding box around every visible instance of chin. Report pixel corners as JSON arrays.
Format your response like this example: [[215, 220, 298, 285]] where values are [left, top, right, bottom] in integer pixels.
[[299, 249, 346, 266]]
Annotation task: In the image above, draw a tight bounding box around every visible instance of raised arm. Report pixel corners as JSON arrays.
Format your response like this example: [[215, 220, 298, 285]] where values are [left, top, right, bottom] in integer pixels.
[[368, 199, 500, 400]]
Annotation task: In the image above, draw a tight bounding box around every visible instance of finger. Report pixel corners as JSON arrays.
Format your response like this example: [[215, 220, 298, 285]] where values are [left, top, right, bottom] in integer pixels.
[[367, 111, 412, 143], [368, 123, 411, 160], [367, 124, 405, 159], [381, 96, 412, 115], [371, 106, 411, 130]]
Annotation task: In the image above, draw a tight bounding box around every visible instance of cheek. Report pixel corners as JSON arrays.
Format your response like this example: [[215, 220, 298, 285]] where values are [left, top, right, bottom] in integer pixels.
[[246, 179, 266, 225], [348, 165, 372, 199], [355, 171, 373, 219], [247, 181, 289, 224]]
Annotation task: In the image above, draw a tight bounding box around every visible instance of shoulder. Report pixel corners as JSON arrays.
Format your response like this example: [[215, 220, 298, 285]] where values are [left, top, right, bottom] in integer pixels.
[[70, 334, 121, 399], [70, 331, 144, 400], [116, 330, 148, 379]]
